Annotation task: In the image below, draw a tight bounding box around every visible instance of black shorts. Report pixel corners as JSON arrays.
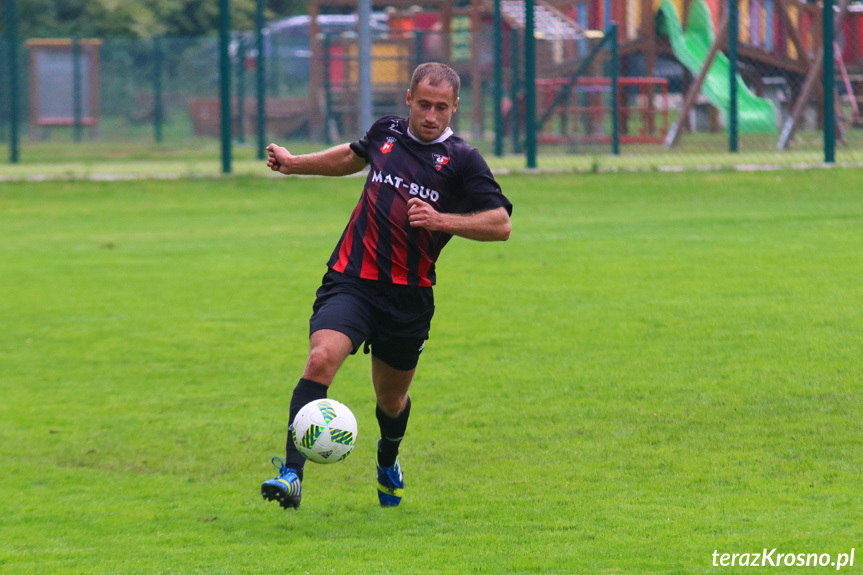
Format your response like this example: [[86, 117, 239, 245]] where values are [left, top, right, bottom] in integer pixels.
[[309, 269, 435, 371]]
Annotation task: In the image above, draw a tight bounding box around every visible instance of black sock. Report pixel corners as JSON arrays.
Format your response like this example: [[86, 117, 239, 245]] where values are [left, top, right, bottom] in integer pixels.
[[376, 396, 411, 467], [284, 378, 329, 480]]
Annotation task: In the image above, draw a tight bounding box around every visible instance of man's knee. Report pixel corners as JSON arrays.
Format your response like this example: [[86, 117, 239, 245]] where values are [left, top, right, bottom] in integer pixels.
[[303, 331, 353, 381], [376, 392, 408, 417], [306, 345, 342, 374]]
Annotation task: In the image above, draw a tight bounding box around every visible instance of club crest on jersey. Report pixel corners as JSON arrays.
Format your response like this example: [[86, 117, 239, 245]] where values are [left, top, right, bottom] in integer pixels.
[[381, 137, 397, 154], [433, 154, 450, 171]]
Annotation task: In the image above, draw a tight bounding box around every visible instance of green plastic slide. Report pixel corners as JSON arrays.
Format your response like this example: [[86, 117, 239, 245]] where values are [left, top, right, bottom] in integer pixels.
[[657, 0, 777, 133]]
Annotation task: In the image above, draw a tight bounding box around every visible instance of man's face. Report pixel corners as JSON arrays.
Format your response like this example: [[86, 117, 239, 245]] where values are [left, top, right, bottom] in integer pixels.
[[406, 79, 459, 143]]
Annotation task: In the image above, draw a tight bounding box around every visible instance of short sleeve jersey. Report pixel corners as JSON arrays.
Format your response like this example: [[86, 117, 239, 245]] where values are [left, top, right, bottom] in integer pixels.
[[327, 115, 513, 287]]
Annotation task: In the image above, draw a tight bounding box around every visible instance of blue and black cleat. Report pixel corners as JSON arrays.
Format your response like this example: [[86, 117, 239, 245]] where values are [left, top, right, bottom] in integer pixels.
[[261, 457, 302, 510], [376, 451, 404, 507]]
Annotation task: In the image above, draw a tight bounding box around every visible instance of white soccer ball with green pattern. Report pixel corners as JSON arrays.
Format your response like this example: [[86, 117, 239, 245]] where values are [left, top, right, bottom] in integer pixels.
[[292, 399, 358, 464]]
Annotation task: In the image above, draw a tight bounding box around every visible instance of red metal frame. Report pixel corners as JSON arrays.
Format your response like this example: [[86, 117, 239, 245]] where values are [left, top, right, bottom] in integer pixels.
[[536, 77, 669, 145]]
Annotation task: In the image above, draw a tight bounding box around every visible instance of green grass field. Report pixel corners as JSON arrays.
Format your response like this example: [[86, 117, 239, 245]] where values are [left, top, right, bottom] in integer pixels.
[[2, 169, 862, 574]]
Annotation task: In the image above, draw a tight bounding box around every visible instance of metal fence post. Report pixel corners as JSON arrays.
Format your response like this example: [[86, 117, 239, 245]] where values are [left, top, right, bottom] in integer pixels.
[[219, 0, 232, 174], [7, 0, 20, 163], [255, 0, 266, 159], [824, 0, 835, 163], [358, 0, 373, 134], [493, 0, 503, 157], [525, 0, 537, 168], [611, 24, 620, 156], [729, 0, 739, 152]]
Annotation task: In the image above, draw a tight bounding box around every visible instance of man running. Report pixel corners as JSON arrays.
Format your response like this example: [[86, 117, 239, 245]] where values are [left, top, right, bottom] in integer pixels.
[[261, 62, 512, 509]]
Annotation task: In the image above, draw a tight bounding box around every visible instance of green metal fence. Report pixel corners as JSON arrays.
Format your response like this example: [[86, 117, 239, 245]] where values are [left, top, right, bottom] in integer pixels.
[[2, 0, 862, 172]]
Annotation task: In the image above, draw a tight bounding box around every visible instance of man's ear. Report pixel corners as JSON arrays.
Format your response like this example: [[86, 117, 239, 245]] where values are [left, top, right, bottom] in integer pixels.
[[406, 89, 412, 107], [452, 96, 459, 114]]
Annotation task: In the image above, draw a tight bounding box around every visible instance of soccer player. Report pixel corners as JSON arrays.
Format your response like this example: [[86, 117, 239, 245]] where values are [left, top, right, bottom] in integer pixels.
[[261, 62, 512, 509]]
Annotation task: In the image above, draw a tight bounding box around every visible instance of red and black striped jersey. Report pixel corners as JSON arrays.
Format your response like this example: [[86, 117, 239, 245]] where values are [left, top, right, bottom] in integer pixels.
[[327, 115, 512, 287]]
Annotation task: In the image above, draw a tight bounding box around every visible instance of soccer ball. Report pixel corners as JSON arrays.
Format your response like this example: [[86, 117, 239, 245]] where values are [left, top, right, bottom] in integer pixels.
[[291, 399, 358, 464]]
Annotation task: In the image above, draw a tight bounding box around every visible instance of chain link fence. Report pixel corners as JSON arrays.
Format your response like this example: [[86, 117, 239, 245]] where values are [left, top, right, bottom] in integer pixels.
[[521, 0, 863, 169], [2, 0, 862, 171]]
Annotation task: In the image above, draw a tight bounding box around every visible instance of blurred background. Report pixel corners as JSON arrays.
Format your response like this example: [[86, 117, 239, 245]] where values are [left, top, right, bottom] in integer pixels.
[[1, 0, 862, 171]]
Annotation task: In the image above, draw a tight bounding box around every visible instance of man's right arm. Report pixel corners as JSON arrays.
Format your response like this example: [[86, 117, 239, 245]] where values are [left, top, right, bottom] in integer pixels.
[[266, 143, 367, 177]]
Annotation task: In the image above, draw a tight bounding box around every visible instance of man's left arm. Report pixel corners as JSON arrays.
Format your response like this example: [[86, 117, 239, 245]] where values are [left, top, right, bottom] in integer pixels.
[[407, 198, 511, 242]]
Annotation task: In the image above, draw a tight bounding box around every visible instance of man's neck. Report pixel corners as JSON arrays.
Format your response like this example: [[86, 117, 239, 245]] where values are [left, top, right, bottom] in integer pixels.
[[407, 125, 454, 145]]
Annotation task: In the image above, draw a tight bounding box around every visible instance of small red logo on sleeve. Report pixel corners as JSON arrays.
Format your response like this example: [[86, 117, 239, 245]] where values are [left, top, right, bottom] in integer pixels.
[[433, 154, 450, 171], [381, 137, 397, 154]]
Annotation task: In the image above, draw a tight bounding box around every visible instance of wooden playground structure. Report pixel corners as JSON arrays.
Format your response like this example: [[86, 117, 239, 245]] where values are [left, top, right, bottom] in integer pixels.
[[520, 0, 863, 147], [258, 0, 863, 148]]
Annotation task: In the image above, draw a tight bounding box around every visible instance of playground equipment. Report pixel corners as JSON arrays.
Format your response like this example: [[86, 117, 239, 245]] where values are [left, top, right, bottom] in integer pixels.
[[629, 0, 861, 145], [500, 0, 862, 148], [777, 0, 853, 149], [537, 76, 669, 144], [657, 0, 777, 135], [252, 0, 862, 147]]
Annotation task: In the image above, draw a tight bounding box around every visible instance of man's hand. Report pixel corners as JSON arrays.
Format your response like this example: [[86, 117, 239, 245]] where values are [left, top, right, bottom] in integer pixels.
[[407, 198, 445, 231], [407, 198, 511, 242], [265, 142, 366, 177], [266, 143, 293, 174]]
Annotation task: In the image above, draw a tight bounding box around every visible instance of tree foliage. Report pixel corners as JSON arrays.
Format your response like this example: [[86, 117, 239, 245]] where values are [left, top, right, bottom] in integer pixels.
[[6, 0, 297, 39]]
